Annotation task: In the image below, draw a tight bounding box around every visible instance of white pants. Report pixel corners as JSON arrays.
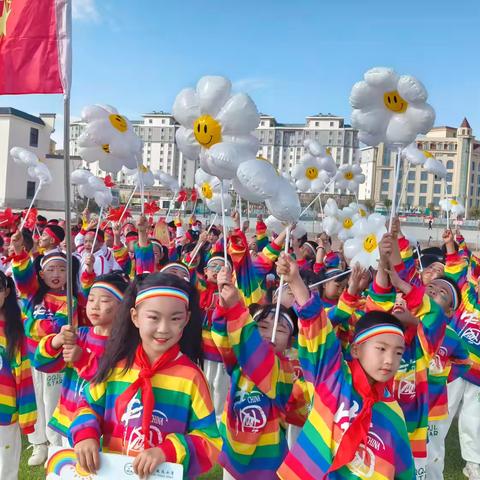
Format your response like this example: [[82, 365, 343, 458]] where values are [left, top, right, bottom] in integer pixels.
[[426, 418, 450, 480], [414, 457, 427, 480], [28, 368, 63, 446], [204, 359, 230, 425], [0, 423, 21, 480], [444, 378, 480, 463]]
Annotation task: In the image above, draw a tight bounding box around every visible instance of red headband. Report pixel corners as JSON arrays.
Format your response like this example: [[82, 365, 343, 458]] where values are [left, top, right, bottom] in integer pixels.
[[44, 227, 62, 244]]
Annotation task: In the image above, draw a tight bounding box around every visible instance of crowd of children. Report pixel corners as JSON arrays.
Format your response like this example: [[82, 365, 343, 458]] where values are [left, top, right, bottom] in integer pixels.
[[0, 208, 479, 480]]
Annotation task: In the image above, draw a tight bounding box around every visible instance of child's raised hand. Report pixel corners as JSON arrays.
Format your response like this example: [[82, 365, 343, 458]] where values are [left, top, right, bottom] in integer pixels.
[[132, 447, 165, 479], [137, 214, 148, 232], [63, 344, 82, 363], [199, 231, 208, 243], [348, 263, 366, 296], [217, 267, 240, 308], [62, 325, 77, 346], [442, 229, 454, 245], [112, 222, 121, 236], [11, 229, 23, 253], [84, 253, 95, 273], [276, 252, 300, 284], [378, 233, 393, 263], [74, 438, 100, 475]]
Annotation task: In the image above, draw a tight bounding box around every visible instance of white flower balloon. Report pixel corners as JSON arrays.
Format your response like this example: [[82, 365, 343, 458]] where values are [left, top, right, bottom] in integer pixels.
[[27, 162, 52, 186], [10, 147, 39, 167], [292, 154, 331, 193], [235, 157, 280, 200], [77, 104, 143, 173], [324, 198, 339, 218], [439, 198, 465, 217], [194, 168, 231, 214], [265, 176, 301, 224], [334, 163, 365, 192], [126, 166, 155, 188], [350, 67, 435, 146], [343, 213, 387, 269], [424, 157, 447, 179], [401, 143, 432, 166], [154, 170, 180, 193], [337, 207, 356, 241], [349, 202, 369, 222], [173, 75, 260, 179]]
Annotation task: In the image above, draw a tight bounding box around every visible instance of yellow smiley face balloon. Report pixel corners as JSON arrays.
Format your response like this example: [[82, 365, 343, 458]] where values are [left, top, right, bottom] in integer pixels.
[[305, 166, 319, 180], [344, 171, 354, 181], [109, 114, 128, 133], [343, 218, 353, 229], [201, 182, 213, 200], [363, 234, 378, 253], [383, 90, 408, 113], [193, 115, 222, 148], [102, 144, 110, 154]]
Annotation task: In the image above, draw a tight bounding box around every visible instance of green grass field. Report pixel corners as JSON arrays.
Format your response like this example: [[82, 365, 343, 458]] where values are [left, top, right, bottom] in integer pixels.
[[19, 420, 467, 479]]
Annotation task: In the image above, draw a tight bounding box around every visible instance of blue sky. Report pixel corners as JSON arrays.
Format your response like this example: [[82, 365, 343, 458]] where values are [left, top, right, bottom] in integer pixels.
[[2, 0, 479, 145]]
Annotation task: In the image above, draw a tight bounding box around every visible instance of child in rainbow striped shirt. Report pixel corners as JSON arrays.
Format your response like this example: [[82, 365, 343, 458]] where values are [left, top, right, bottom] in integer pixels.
[[33, 265, 130, 444], [0, 271, 36, 480], [276, 251, 415, 480], [71, 272, 221, 479]]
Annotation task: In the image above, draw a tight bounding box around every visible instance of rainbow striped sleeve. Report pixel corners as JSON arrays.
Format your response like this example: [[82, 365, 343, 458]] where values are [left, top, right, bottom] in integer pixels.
[[11, 250, 39, 301], [294, 292, 341, 389], [256, 220, 268, 251], [469, 253, 480, 283], [398, 237, 416, 283], [13, 341, 37, 434], [33, 334, 65, 373], [284, 373, 310, 428], [211, 306, 239, 375], [456, 234, 470, 259], [414, 295, 447, 362], [160, 375, 221, 477], [113, 244, 133, 278], [134, 241, 155, 275], [365, 283, 396, 313], [79, 270, 96, 301], [253, 241, 282, 277], [70, 381, 106, 445], [445, 252, 468, 289], [223, 301, 295, 402]]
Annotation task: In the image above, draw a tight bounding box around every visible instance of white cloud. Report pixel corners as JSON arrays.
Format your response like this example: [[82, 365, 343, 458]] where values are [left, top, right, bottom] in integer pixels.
[[232, 77, 271, 92], [72, 0, 100, 22]]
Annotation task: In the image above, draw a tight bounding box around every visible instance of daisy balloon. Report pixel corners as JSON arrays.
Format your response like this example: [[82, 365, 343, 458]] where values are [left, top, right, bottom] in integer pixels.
[[439, 198, 465, 217], [321, 199, 340, 236], [337, 207, 356, 241], [10, 147, 40, 167], [349, 202, 369, 222], [350, 67, 435, 147], [424, 156, 447, 180], [292, 153, 332, 193], [195, 168, 232, 214], [173, 76, 260, 179], [343, 213, 387, 269], [334, 163, 365, 192], [235, 156, 281, 200], [401, 142, 433, 166], [77, 105, 143, 173], [154, 170, 180, 193]]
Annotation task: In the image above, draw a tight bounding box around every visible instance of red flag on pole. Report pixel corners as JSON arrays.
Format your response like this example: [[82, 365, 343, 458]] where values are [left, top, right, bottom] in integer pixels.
[[0, 0, 71, 94]]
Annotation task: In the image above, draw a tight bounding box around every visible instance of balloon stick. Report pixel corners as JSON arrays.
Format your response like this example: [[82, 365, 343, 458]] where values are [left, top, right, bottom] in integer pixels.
[[165, 192, 177, 223], [119, 184, 138, 223], [308, 269, 351, 289], [397, 161, 411, 213], [20, 183, 42, 230], [300, 178, 334, 219], [187, 213, 218, 267], [220, 182, 228, 265], [389, 146, 402, 231], [271, 225, 291, 344], [91, 206, 104, 253]]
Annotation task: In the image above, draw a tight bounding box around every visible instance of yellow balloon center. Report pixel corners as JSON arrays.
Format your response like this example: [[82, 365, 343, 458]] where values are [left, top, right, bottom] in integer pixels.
[[201, 182, 213, 200], [359, 208, 367, 217], [423, 150, 433, 158], [102, 144, 110, 154], [109, 114, 128, 133], [305, 167, 319, 180], [451, 199, 458, 206], [193, 115, 222, 148], [343, 218, 353, 229], [383, 90, 408, 113], [344, 171, 354, 181], [363, 234, 378, 253], [325, 147, 332, 156], [139, 165, 148, 173]]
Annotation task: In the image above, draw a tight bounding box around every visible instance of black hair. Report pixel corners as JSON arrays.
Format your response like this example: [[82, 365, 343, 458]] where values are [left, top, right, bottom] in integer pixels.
[[248, 302, 299, 338], [92, 270, 131, 293], [317, 268, 349, 298], [21, 228, 33, 252], [0, 271, 24, 361], [0, 236, 4, 248], [32, 252, 78, 307], [94, 273, 202, 383], [354, 310, 405, 338]]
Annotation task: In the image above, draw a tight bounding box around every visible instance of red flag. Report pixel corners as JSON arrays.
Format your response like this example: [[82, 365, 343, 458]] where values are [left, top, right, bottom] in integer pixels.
[[176, 189, 188, 203], [0, 208, 19, 229], [190, 188, 198, 202], [104, 175, 116, 188], [144, 200, 160, 216], [0, 0, 71, 94], [106, 206, 130, 223], [22, 207, 37, 231]]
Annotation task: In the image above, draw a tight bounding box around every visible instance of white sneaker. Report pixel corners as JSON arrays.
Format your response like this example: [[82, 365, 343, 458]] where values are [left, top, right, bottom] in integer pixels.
[[27, 443, 48, 466], [464, 462, 480, 480]]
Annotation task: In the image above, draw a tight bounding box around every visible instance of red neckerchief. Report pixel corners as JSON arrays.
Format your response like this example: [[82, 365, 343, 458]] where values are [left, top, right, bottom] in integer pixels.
[[324, 359, 389, 478], [115, 344, 180, 448], [199, 280, 218, 311]]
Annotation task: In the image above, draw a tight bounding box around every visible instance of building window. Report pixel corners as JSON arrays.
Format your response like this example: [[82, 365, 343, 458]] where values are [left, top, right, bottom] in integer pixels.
[[420, 172, 427, 181], [26, 181, 36, 199], [407, 184, 414, 193], [419, 197, 426, 207], [447, 173, 453, 182], [434, 184, 441, 194], [407, 196, 413, 206], [447, 160, 454, 170], [430, 143, 436, 150], [29, 128, 39, 147], [330, 122, 334, 127], [408, 171, 415, 180], [315, 122, 319, 126], [382, 171, 389, 180], [381, 181, 389, 192], [149, 119, 152, 124], [420, 184, 427, 193]]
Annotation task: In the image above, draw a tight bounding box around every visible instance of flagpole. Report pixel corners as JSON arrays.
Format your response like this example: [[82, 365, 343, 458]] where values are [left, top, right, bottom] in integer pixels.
[[63, 0, 74, 326]]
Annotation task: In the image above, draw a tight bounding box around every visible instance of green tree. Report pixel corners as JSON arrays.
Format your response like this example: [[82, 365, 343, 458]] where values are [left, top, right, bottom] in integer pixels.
[[468, 206, 480, 220], [384, 198, 392, 209]]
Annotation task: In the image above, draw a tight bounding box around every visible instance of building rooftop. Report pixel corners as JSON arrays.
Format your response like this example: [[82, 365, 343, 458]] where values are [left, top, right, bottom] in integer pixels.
[[460, 117, 471, 129], [142, 111, 172, 117], [0, 107, 45, 126]]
